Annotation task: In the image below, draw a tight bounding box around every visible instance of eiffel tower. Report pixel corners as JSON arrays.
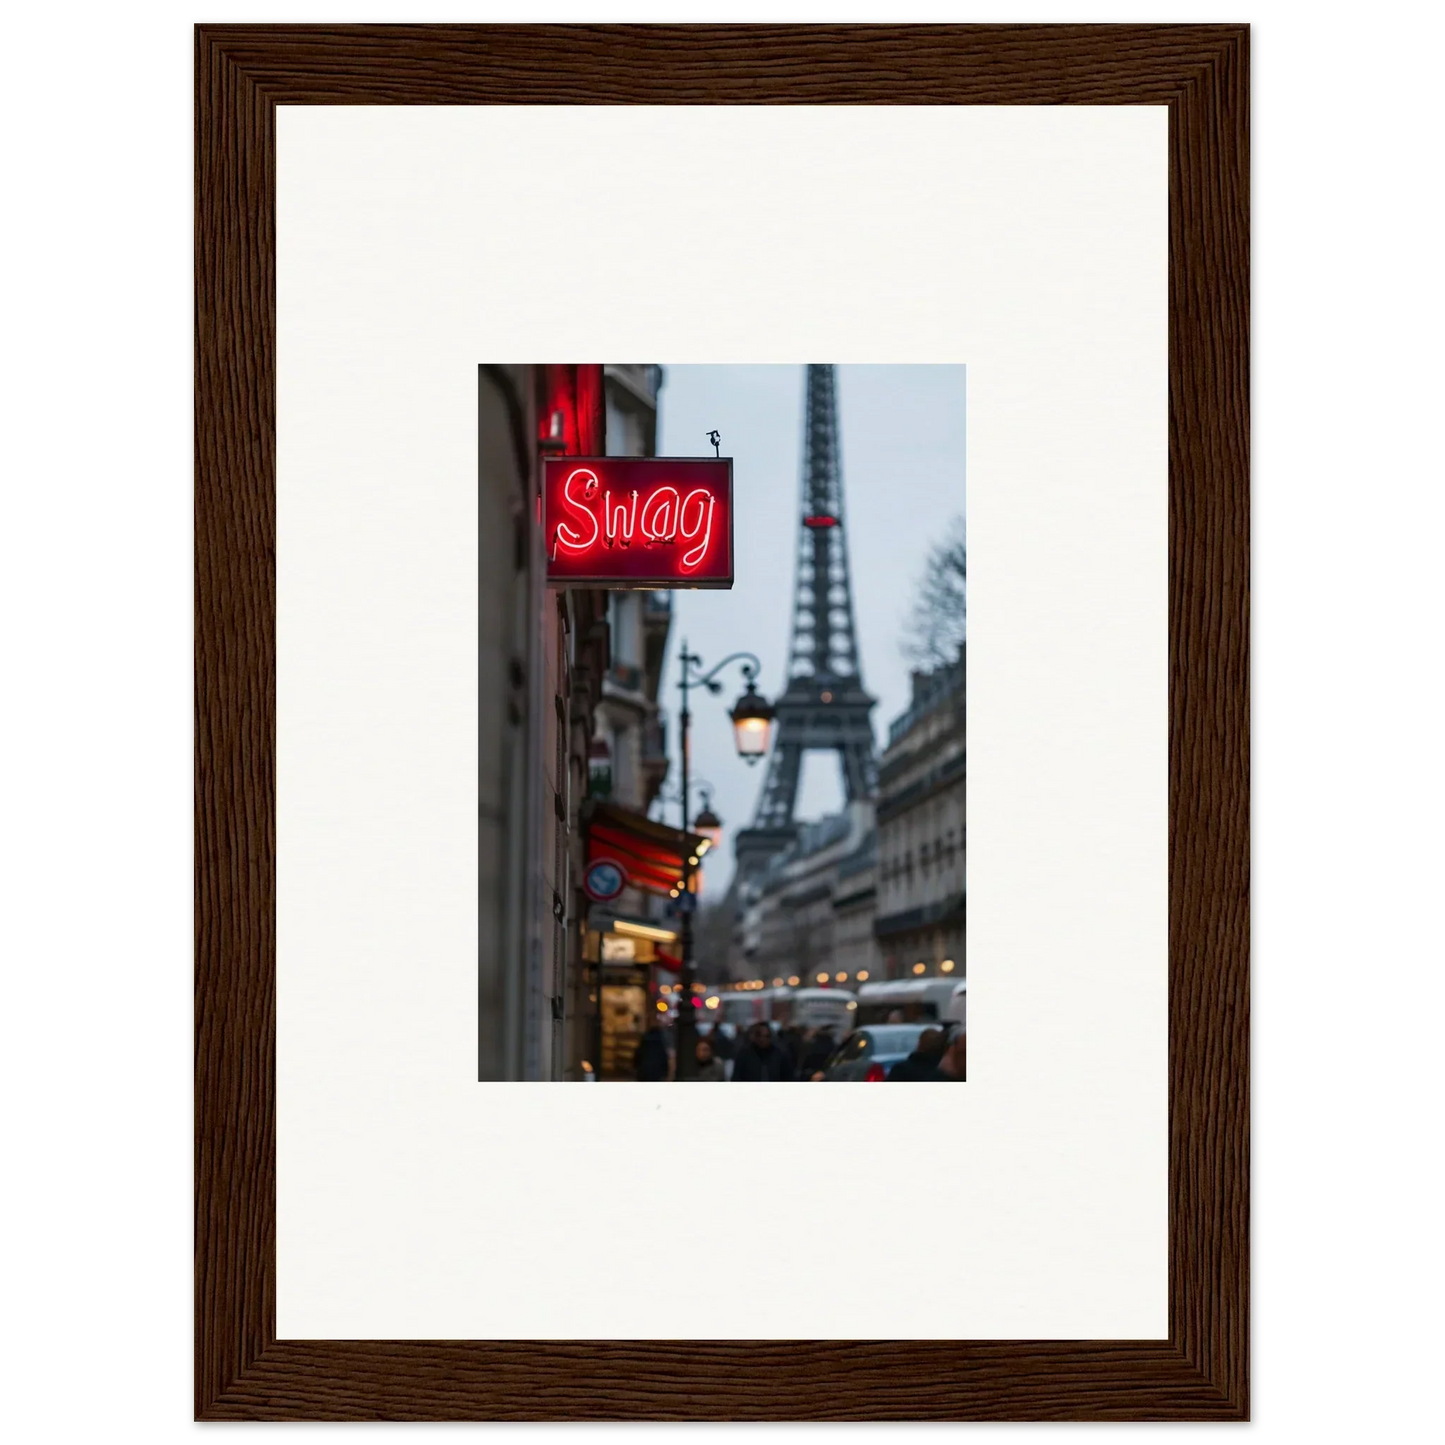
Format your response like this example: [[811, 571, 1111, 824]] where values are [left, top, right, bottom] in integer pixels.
[[734, 364, 878, 882]]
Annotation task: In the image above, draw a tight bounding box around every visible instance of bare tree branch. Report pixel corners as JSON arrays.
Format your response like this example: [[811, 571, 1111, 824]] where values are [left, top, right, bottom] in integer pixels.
[[902, 515, 967, 668]]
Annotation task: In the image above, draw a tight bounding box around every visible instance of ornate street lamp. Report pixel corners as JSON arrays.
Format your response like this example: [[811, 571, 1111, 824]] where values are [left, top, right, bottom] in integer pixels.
[[672, 644, 772, 1078], [693, 791, 724, 850], [729, 682, 775, 763]]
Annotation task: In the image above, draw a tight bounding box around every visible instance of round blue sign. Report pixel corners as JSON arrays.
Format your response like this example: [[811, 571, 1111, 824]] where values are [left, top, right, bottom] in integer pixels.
[[583, 858, 627, 903]]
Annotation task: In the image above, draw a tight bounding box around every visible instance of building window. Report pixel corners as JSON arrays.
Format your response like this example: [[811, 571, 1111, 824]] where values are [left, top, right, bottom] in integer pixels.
[[608, 593, 640, 669], [611, 725, 634, 803], [606, 397, 644, 456]]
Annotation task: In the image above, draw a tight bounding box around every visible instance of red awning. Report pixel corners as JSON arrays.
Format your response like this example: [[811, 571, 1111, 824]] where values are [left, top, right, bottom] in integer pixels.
[[585, 803, 707, 897]]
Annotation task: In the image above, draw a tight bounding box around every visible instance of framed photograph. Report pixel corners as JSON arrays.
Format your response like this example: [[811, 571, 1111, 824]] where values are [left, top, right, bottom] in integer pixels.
[[196, 23, 1247, 1421]]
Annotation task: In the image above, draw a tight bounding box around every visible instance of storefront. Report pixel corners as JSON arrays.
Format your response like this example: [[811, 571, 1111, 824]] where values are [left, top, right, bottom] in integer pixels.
[[582, 915, 677, 1080], [580, 803, 707, 1080]]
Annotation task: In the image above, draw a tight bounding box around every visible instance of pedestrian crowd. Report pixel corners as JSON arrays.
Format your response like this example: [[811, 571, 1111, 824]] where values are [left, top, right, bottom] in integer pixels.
[[635, 1017, 965, 1082]]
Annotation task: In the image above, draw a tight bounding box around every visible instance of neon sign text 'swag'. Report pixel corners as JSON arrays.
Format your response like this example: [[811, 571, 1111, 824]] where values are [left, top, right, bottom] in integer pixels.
[[552, 467, 718, 571]]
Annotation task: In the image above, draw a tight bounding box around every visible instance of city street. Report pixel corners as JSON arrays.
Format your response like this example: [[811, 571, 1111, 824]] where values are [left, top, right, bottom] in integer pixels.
[[478, 363, 965, 1081]]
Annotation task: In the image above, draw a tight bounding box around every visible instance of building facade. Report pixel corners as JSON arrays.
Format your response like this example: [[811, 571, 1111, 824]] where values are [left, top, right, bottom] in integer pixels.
[[831, 831, 881, 984], [601, 364, 668, 817], [738, 800, 881, 988], [592, 365, 671, 829], [873, 647, 966, 980], [582, 365, 695, 1079], [476, 363, 675, 1081]]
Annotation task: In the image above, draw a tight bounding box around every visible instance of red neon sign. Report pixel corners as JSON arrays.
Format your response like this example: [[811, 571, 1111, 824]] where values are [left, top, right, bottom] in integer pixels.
[[544, 457, 733, 589]]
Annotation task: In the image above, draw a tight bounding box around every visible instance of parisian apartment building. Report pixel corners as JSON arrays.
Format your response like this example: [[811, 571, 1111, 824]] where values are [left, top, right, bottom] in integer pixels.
[[737, 799, 882, 988], [872, 645, 967, 980], [593, 364, 671, 829], [473, 362, 689, 1081]]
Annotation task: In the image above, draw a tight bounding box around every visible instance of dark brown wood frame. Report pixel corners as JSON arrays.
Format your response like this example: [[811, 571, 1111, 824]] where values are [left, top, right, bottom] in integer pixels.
[[196, 23, 1248, 1421]]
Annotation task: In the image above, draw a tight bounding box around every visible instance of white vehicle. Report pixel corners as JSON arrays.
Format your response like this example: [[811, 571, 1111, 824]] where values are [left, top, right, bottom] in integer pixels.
[[771, 986, 857, 1032], [856, 977, 965, 1025], [755, 987, 790, 1021], [716, 991, 767, 1028], [725, 986, 794, 1025], [944, 980, 967, 1029], [712, 984, 858, 1034]]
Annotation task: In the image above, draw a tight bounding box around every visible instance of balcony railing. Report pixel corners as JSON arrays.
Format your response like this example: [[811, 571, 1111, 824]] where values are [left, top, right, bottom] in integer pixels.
[[877, 747, 966, 823], [886, 657, 965, 748]]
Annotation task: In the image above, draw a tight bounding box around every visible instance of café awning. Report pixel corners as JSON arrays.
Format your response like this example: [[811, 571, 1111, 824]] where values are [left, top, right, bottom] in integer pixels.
[[585, 802, 709, 897]]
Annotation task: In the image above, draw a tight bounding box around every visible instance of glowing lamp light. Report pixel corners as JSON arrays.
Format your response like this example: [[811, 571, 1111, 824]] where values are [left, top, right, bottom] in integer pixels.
[[655, 1000, 668, 1012], [729, 682, 775, 764], [772, 977, 784, 988], [941, 959, 956, 973], [856, 970, 870, 982], [788, 975, 800, 987], [693, 801, 724, 849], [705, 997, 719, 1009], [816, 972, 829, 985], [835, 972, 847, 983], [912, 962, 927, 976]]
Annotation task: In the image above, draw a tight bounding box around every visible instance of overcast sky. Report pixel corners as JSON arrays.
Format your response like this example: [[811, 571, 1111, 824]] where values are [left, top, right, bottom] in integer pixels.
[[652, 364, 965, 894]]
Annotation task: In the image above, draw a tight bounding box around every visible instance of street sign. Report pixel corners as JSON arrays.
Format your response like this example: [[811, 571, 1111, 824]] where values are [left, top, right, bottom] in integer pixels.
[[582, 857, 627, 903], [544, 456, 733, 589]]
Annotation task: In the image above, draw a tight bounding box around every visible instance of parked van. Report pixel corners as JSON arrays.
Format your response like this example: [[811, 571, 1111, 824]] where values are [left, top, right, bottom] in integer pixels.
[[855, 977, 964, 1025], [944, 979, 967, 1029], [771, 986, 857, 1033], [717, 991, 766, 1028]]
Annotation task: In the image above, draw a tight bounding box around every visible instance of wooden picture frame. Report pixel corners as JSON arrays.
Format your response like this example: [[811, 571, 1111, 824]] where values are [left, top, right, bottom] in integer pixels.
[[195, 23, 1248, 1421]]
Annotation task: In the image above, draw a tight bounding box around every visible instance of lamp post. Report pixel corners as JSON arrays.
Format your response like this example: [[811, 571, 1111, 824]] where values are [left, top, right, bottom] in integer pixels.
[[673, 643, 774, 1078], [658, 778, 724, 846], [693, 791, 724, 850]]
